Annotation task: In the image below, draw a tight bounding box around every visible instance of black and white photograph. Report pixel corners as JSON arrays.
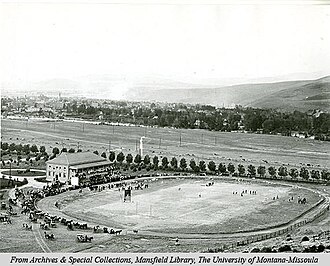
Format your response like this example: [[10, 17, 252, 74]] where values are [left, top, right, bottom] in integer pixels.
[[0, 0, 330, 264]]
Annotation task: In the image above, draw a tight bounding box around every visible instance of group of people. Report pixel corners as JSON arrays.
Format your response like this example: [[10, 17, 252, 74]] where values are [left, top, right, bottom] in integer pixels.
[[232, 189, 257, 197]]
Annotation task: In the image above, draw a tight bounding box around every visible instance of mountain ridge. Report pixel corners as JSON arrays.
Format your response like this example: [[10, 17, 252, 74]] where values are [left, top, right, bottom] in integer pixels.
[[1, 75, 329, 112]]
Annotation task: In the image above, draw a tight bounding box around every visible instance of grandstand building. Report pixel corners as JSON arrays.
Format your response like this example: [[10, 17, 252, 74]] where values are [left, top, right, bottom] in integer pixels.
[[46, 152, 112, 185]]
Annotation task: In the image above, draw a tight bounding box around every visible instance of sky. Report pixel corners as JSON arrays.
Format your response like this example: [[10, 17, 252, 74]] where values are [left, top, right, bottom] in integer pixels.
[[1, 1, 330, 94]]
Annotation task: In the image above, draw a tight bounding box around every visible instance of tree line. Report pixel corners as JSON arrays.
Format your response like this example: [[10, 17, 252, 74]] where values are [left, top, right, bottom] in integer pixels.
[[2, 142, 329, 182], [63, 101, 329, 141]]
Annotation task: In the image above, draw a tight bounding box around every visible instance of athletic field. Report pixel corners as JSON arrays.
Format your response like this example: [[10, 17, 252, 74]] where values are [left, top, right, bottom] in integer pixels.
[[42, 178, 321, 234]]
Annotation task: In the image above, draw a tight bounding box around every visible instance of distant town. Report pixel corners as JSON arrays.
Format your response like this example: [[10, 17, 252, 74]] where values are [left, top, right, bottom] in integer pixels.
[[1, 94, 329, 141]]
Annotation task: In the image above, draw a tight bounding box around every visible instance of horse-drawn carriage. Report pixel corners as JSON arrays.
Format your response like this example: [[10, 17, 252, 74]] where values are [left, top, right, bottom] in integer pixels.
[[44, 232, 55, 240], [0, 213, 11, 224], [76, 234, 93, 242], [1, 202, 6, 210], [9, 198, 17, 205], [40, 223, 50, 230], [7, 208, 17, 216], [22, 223, 33, 230]]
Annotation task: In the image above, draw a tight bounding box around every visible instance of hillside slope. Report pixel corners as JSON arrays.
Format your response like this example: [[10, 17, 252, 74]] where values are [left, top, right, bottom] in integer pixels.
[[125, 76, 329, 112], [248, 76, 330, 112]]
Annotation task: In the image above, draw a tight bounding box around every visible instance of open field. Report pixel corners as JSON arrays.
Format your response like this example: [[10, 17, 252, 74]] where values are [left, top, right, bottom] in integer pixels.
[[1, 119, 329, 170], [38, 178, 321, 234], [1, 170, 45, 177], [0, 178, 26, 189]]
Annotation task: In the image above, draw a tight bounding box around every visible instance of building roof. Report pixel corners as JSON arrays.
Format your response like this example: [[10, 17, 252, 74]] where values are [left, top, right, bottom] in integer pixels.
[[70, 160, 112, 170], [47, 152, 107, 166]]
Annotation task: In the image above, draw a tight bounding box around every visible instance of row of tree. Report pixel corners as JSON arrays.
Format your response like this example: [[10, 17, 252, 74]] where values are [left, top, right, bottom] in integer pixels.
[[63, 100, 330, 139], [2, 142, 329, 182], [98, 150, 329, 182], [1, 142, 46, 155]]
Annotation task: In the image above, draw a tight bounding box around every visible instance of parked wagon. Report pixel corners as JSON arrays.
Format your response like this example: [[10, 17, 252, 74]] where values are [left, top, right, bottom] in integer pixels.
[[76, 234, 93, 242]]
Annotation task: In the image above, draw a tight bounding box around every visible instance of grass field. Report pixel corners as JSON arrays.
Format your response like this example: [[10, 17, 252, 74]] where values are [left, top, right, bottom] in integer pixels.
[[1, 119, 329, 170], [38, 178, 320, 234], [0, 178, 25, 189], [1, 170, 45, 177]]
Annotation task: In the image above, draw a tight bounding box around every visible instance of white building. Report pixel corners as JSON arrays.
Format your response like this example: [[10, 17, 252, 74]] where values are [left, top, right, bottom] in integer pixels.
[[46, 152, 112, 185]]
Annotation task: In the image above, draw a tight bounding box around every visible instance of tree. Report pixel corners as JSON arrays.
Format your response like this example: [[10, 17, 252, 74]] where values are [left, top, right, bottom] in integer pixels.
[[208, 161, 216, 172], [170, 157, 178, 169], [52, 147, 60, 155], [153, 156, 159, 169], [162, 157, 169, 168], [278, 166, 288, 178], [189, 159, 197, 171], [62, 147, 68, 153], [101, 151, 106, 158], [143, 155, 151, 165], [109, 151, 116, 162], [199, 160, 206, 172], [30, 144, 39, 153], [68, 148, 75, 153], [93, 150, 98, 155], [268, 166, 277, 178], [300, 167, 309, 180], [218, 163, 227, 174], [257, 166, 266, 177], [39, 145, 46, 153], [126, 154, 133, 164], [23, 144, 30, 155], [247, 164, 256, 177], [9, 143, 16, 152], [116, 152, 125, 164], [321, 169, 329, 181], [134, 154, 142, 164], [227, 163, 235, 175], [289, 168, 299, 179], [1, 142, 9, 150], [310, 170, 320, 180], [193, 165, 200, 173], [179, 158, 187, 171], [77, 149, 82, 152], [16, 144, 23, 154], [238, 164, 245, 176]]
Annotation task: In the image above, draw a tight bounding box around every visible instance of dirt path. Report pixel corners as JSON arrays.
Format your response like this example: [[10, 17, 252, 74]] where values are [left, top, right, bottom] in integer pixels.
[[32, 226, 52, 253]]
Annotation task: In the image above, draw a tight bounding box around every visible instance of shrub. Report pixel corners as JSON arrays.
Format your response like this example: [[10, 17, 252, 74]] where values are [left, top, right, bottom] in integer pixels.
[[301, 236, 309, 242], [303, 245, 317, 253], [260, 247, 272, 253], [317, 244, 325, 253], [278, 245, 291, 252]]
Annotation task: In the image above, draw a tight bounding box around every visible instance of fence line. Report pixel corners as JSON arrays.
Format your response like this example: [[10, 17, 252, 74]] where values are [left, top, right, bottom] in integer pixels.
[[218, 201, 330, 251]]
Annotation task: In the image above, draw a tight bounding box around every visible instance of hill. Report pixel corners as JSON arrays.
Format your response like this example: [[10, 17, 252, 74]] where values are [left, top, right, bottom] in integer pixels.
[[124, 76, 330, 112], [248, 76, 330, 112]]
